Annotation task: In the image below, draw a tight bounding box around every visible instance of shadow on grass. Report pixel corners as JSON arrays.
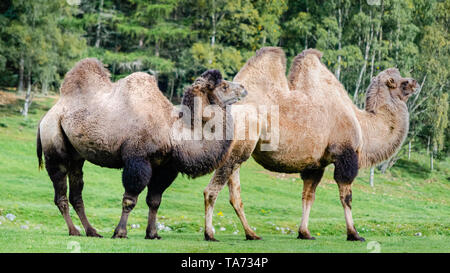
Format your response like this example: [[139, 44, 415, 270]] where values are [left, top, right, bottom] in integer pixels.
[[392, 159, 431, 179]]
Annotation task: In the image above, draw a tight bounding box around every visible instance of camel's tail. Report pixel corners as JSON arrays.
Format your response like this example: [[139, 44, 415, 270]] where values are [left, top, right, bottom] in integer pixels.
[[36, 123, 43, 170], [60, 58, 111, 96]]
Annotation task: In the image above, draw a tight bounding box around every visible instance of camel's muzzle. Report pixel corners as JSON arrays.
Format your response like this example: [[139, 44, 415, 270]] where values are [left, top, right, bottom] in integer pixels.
[[401, 78, 419, 97]]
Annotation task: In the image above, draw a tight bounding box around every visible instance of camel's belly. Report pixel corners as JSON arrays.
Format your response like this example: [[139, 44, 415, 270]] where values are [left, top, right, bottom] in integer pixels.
[[252, 150, 324, 173], [61, 115, 124, 168], [69, 135, 123, 168], [251, 136, 329, 173]]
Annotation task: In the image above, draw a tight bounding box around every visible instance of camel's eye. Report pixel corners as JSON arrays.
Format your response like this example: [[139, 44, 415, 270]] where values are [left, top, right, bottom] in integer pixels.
[[401, 81, 408, 89]]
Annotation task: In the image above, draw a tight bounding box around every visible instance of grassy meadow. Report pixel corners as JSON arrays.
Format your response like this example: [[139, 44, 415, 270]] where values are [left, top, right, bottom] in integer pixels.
[[0, 93, 449, 253]]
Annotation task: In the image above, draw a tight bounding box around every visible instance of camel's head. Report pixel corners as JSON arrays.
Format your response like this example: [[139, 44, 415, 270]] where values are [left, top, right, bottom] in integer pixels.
[[190, 70, 247, 108], [365, 68, 419, 113]]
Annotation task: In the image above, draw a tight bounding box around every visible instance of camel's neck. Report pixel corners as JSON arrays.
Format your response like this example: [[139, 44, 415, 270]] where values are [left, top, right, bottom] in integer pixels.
[[356, 102, 409, 168], [171, 100, 233, 178]]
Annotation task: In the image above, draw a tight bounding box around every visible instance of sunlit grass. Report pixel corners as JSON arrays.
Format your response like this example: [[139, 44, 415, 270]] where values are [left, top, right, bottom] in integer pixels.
[[0, 96, 449, 253]]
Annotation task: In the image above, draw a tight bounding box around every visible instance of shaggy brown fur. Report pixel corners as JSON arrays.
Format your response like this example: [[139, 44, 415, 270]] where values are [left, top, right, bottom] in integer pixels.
[[37, 59, 246, 239], [203, 47, 418, 241]]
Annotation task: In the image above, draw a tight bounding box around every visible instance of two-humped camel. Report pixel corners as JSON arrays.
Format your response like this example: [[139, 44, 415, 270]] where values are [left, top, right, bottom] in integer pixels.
[[37, 59, 247, 239], [203, 47, 418, 241]]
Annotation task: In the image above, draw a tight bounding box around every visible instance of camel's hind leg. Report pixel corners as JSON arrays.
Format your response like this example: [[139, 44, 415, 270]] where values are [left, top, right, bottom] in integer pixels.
[[45, 154, 80, 236], [334, 147, 365, 242], [112, 157, 152, 239], [227, 166, 261, 240], [68, 159, 102, 237], [298, 168, 324, 240], [145, 165, 178, 240]]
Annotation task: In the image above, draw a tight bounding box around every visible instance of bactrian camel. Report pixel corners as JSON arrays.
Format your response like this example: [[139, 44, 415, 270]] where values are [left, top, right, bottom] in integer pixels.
[[37, 58, 247, 239], [203, 47, 418, 241]]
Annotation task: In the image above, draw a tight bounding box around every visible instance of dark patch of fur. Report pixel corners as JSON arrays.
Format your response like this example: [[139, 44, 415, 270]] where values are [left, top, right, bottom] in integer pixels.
[[173, 98, 234, 178], [300, 168, 325, 181], [200, 69, 222, 89], [344, 193, 352, 209], [334, 147, 359, 183], [179, 69, 223, 121], [122, 157, 152, 195]]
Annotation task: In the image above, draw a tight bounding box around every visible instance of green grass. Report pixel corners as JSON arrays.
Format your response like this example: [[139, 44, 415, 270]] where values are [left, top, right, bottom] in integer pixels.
[[0, 95, 449, 253]]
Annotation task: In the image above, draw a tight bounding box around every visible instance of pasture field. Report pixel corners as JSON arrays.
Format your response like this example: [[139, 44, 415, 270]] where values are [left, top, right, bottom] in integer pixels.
[[0, 95, 449, 253]]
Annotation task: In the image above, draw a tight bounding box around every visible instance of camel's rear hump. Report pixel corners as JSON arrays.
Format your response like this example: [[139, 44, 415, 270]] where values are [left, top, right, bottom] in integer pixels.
[[60, 58, 111, 96]]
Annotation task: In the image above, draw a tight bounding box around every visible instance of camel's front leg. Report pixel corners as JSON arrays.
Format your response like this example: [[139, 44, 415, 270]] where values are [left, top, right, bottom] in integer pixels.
[[203, 160, 244, 241], [228, 167, 261, 240], [298, 168, 324, 240], [203, 165, 237, 241], [113, 157, 152, 239]]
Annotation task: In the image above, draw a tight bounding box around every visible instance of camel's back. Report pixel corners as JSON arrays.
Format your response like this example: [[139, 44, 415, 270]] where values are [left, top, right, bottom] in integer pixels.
[[56, 65, 174, 167]]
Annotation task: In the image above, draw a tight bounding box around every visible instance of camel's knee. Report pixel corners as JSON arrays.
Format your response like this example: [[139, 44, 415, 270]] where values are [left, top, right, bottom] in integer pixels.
[[146, 194, 162, 210], [121, 195, 137, 212], [203, 187, 219, 205], [339, 191, 352, 209], [333, 147, 358, 183], [122, 157, 152, 195], [229, 197, 243, 210], [302, 190, 315, 202], [69, 191, 83, 208]]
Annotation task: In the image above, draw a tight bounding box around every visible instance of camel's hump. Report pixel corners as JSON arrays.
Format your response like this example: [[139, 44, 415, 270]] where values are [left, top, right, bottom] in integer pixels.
[[60, 58, 111, 96], [119, 72, 159, 97], [249, 47, 287, 68], [288, 49, 324, 89], [296, 48, 323, 60]]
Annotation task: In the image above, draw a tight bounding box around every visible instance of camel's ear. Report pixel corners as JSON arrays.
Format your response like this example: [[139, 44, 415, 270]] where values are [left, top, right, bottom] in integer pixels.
[[198, 69, 223, 91], [386, 77, 397, 89]]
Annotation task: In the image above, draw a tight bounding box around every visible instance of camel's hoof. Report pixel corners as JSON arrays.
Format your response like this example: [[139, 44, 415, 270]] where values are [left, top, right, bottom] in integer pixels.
[[69, 230, 81, 236], [245, 234, 262, 240], [204, 233, 219, 242], [145, 234, 162, 240], [112, 230, 128, 239], [297, 233, 316, 240], [86, 229, 103, 238], [347, 234, 365, 242]]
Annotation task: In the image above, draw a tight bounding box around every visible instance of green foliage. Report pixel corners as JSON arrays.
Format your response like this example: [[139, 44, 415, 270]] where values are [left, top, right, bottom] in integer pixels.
[[0, 0, 448, 153]]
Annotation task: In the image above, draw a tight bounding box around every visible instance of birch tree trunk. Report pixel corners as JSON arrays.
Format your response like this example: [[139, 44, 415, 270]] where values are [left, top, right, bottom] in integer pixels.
[[95, 0, 104, 48], [430, 151, 434, 171], [354, 18, 373, 106], [211, 0, 216, 48], [22, 65, 32, 116], [335, 6, 342, 81], [408, 140, 411, 160], [369, 167, 375, 187], [18, 55, 24, 94]]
